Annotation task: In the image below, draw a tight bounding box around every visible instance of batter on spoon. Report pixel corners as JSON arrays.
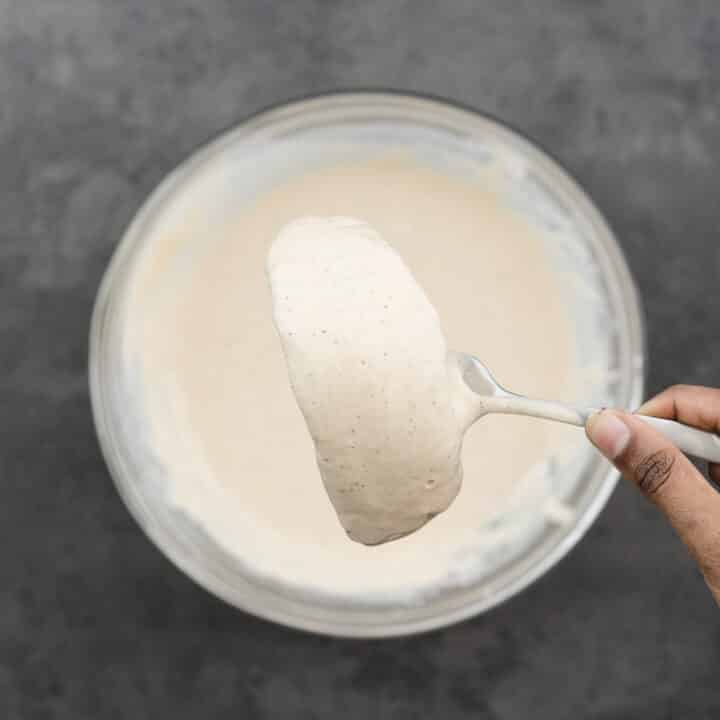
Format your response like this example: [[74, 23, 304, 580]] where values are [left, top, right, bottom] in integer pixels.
[[268, 217, 477, 545]]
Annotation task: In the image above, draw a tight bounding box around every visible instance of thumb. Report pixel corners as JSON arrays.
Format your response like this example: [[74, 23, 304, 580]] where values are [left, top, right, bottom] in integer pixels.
[[586, 409, 720, 602]]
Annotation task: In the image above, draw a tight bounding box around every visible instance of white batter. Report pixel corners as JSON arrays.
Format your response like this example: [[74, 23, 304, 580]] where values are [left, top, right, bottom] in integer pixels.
[[127, 153, 583, 601], [268, 217, 478, 545]]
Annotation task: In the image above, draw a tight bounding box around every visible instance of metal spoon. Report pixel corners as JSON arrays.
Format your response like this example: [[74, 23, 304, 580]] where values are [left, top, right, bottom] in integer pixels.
[[458, 354, 720, 463]]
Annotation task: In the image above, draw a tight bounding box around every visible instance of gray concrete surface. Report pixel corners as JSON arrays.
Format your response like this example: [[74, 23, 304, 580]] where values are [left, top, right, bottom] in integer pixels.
[[2, 1, 720, 717]]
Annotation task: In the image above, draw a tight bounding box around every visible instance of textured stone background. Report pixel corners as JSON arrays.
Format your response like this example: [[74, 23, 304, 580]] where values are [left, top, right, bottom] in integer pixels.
[[2, 1, 720, 717]]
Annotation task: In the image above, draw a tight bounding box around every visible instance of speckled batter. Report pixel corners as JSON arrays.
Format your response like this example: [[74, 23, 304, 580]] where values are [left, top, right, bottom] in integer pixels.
[[268, 217, 478, 544]]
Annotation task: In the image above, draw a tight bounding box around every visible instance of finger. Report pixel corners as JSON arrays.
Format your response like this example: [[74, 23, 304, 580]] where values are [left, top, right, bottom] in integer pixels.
[[638, 385, 720, 433], [586, 409, 720, 602], [638, 384, 720, 488]]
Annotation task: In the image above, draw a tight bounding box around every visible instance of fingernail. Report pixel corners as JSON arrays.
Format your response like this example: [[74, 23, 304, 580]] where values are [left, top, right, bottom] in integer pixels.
[[586, 411, 631, 460]]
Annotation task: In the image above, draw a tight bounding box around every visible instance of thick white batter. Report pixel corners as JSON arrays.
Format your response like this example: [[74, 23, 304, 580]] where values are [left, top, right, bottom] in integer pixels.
[[128, 153, 582, 601], [268, 217, 478, 545]]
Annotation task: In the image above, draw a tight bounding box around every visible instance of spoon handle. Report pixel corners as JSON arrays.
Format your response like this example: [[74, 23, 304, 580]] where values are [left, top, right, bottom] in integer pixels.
[[486, 395, 720, 463], [635, 415, 720, 463]]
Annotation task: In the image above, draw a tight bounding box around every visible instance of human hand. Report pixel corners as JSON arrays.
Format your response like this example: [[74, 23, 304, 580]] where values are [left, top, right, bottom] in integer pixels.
[[585, 385, 720, 605]]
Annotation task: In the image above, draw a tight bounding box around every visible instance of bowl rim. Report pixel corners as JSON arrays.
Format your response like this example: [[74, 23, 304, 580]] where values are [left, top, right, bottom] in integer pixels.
[[89, 90, 646, 637]]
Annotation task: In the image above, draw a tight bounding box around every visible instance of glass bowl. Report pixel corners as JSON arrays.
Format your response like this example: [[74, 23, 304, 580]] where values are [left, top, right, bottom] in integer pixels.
[[90, 92, 644, 637]]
